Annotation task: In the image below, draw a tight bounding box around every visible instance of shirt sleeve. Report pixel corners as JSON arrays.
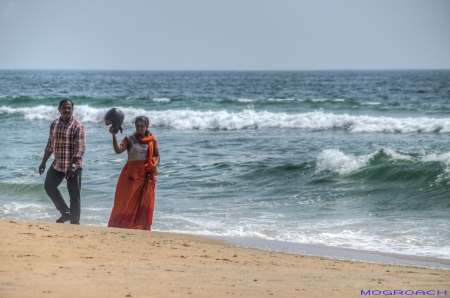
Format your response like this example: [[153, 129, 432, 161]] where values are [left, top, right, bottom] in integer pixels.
[[44, 122, 55, 152], [122, 136, 129, 147], [74, 124, 86, 158]]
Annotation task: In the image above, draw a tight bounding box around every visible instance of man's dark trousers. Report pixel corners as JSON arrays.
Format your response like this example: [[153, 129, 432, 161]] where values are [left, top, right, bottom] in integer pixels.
[[44, 166, 82, 224]]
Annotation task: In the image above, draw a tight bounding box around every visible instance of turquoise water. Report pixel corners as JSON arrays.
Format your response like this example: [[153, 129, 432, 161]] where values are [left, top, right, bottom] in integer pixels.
[[1, 70, 449, 259]]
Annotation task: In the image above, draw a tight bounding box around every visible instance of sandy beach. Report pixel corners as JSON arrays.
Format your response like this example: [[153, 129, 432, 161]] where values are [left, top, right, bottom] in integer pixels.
[[0, 219, 448, 298]]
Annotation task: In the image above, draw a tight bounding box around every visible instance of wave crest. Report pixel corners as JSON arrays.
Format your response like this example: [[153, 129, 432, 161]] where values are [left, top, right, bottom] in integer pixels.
[[316, 149, 375, 175], [316, 148, 450, 185], [3, 105, 450, 132]]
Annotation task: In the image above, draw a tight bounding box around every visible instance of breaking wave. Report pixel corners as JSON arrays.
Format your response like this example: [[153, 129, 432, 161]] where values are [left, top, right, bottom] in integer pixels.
[[2, 105, 450, 132]]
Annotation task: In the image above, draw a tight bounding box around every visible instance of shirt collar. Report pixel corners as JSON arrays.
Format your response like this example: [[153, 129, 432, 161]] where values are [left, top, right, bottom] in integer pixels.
[[59, 116, 74, 124]]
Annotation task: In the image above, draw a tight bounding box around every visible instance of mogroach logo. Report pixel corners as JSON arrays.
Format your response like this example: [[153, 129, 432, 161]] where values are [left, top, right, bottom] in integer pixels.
[[361, 290, 448, 296]]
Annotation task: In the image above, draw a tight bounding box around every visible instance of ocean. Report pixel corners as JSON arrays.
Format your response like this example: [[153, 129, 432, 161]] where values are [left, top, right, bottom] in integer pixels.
[[1, 69, 449, 261]]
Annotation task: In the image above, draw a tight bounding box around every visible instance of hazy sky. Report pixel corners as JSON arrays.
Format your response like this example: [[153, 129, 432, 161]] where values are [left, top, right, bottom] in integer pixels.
[[0, 0, 449, 70]]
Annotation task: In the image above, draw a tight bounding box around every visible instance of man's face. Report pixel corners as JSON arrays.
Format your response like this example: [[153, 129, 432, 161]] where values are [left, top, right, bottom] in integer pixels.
[[58, 101, 73, 122]]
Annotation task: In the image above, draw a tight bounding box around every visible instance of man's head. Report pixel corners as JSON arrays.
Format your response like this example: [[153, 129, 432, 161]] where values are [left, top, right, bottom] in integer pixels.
[[58, 99, 74, 122]]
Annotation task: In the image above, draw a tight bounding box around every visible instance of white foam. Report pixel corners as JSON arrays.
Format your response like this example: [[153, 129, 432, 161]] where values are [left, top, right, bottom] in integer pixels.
[[4, 105, 450, 133], [315, 148, 417, 175], [153, 98, 170, 102], [421, 152, 450, 164], [267, 98, 295, 102], [382, 148, 412, 161], [152, 214, 450, 259], [316, 147, 450, 185], [0, 202, 53, 221], [316, 149, 375, 175]]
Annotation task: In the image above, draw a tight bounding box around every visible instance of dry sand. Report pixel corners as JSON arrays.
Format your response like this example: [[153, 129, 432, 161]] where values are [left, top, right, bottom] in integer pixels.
[[0, 219, 448, 297]]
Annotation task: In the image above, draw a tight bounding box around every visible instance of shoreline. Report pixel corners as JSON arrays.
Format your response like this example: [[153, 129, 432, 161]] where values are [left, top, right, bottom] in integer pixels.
[[1, 219, 449, 297], [211, 236, 450, 270]]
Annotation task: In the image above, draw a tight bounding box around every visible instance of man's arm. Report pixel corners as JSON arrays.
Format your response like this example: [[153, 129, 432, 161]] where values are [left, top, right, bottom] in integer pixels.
[[65, 156, 80, 179], [65, 124, 86, 179], [74, 124, 86, 159], [39, 150, 53, 175], [39, 123, 54, 175]]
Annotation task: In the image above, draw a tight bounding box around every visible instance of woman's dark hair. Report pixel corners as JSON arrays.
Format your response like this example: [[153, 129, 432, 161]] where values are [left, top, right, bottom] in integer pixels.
[[133, 116, 149, 127], [59, 99, 74, 108], [133, 116, 151, 135]]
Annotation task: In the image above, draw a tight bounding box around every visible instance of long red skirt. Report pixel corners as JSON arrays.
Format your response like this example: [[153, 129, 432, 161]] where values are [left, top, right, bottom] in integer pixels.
[[108, 160, 155, 230]]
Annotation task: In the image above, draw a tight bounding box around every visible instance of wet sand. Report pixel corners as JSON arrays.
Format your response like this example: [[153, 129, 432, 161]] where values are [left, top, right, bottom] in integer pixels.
[[0, 219, 448, 298], [214, 236, 450, 270]]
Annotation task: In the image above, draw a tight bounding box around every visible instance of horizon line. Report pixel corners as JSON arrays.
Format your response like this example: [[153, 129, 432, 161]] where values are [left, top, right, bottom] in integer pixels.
[[1, 68, 450, 72]]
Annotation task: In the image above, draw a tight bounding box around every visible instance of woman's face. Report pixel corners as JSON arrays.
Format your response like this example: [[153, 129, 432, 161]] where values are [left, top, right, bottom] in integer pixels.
[[135, 120, 148, 136]]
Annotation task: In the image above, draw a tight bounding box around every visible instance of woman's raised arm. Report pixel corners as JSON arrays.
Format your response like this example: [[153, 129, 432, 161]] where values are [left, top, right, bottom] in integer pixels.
[[110, 127, 127, 154]]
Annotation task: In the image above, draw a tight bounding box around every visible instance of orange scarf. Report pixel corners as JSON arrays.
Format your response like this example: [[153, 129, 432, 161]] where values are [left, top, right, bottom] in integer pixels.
[[134, 132, 158, 179]]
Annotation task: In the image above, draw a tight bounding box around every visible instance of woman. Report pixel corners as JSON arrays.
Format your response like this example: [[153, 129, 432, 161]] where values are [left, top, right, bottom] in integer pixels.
[[108, 116, 160, 230]]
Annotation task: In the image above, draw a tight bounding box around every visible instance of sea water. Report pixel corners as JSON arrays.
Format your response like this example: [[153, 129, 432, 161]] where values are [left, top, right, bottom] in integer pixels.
[[1, 70, 449, 260]]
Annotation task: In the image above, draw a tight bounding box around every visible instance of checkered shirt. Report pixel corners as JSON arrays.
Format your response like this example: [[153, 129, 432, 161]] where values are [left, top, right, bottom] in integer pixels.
[[45, 116, 86, 172]]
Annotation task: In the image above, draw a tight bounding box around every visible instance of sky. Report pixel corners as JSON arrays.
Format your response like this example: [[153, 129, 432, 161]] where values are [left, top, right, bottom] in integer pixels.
[[0, 0, 449, 71]]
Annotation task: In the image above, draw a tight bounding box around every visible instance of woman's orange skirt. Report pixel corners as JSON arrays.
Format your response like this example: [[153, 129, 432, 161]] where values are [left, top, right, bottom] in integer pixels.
[[108, 160, 155, 230]]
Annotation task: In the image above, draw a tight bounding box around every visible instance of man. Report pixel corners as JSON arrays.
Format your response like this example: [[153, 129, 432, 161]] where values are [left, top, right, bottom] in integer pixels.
[[39, 99, 86, 224]]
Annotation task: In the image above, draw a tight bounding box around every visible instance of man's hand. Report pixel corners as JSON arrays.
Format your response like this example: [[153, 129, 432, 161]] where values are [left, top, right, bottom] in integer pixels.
[[39, 163, 46, 176], [65, 166, 75, 179]]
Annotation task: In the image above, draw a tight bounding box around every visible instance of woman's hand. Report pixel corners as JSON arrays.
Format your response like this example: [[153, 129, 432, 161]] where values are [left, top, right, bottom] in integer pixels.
[[148, 166, 158, 174], [109, 127, 116, 135]]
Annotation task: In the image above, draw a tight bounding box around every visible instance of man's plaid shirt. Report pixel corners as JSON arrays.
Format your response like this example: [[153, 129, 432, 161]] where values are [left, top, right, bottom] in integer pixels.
[[45, 116, 86, 172]]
